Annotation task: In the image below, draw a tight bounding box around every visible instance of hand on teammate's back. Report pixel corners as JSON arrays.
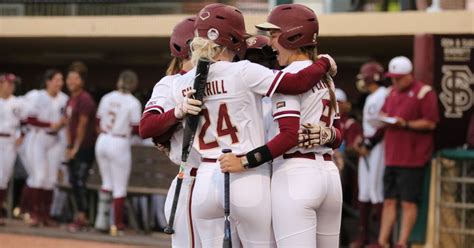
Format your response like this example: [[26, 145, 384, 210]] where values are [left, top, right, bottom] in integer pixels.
[[298, 123, 336, 148], [174, 89, 203, 119]]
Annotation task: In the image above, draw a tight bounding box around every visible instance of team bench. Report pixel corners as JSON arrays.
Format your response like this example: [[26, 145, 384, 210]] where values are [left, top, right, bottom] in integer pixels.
[[57, 145, 177, 233]]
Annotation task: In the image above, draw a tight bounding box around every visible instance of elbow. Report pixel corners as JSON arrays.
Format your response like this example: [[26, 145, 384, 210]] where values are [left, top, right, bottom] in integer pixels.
[[139, 115, 151, 139], [138, 121, 150, 139], [428, 122, 437, 131]]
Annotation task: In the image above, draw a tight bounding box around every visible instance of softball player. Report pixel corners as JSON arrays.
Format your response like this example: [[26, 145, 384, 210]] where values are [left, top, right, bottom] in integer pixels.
[[351, 62, 387, 247], [26, 69, 68, 226], [16, 89, 39, 219], [140, 17, 210, 247], [220, 4, 343, 247], [95, 70, 142, 235], [0, 73, 28, 225], [159, 3, 337, 247]]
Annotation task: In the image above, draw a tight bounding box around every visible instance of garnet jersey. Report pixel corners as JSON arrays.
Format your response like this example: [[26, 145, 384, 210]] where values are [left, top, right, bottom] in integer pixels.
[[97, 91, 142, 137], [170, 60, 287, 158], [269, 60, 339, 155]]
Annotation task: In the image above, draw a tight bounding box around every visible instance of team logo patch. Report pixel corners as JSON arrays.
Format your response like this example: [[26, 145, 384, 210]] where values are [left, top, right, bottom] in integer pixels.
[[199, 10, 210, 20], [276, 101, 286, 109], [207, 28, 219, 41], [246, 37, 257, 47], [255, 152, 262, 163]]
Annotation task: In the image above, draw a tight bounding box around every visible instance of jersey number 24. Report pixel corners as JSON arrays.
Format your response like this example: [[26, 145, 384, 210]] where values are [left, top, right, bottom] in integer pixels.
[[198, 103, 239, 150]]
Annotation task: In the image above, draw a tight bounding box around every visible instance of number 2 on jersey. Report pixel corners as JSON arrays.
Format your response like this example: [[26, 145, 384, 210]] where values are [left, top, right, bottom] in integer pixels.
[[198, 103, 239, 150]]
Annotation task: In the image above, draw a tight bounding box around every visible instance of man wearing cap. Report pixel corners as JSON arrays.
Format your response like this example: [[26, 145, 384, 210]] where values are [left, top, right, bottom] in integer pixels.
[[374, 56, 439, 248], [0, 73, 27, 225]]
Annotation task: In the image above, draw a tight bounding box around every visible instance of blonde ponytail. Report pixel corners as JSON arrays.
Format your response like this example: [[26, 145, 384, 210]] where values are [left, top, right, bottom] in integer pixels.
[[166, 57, 183, 76], [301, 45, 337, 120], [190, 37, 226, 66]]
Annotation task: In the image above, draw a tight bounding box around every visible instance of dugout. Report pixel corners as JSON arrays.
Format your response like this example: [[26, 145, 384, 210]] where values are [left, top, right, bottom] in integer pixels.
[[0, 9, 473, 245]]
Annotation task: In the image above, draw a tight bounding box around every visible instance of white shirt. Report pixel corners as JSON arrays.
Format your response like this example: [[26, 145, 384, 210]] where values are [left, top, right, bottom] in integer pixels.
[[362, 86, 387, 137], [97, 91, 142, 137], [0, 95, 28, 137], [29, 90, 68, 131], [170, 60, 285, 158], [268, 60, 338, 156]]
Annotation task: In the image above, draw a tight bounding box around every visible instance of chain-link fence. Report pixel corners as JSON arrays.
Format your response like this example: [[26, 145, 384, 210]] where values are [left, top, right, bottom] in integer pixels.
[[435, 149, 474, 248]]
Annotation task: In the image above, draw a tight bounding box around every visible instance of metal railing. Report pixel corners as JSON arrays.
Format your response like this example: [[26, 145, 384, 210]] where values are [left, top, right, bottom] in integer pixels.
[[435, 149, 474, 248], [0, 0, 269, 16]]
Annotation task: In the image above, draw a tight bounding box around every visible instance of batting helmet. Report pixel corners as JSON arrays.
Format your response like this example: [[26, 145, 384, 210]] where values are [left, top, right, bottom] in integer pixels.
[[358, 62, 384, 84], [195, 3, 248, 59], [256, 4, 319, 49], [0, 73, 20, 85], [170, 17, 196, 59], [246, 35, 269, 50], [356, 62, 384, 93]]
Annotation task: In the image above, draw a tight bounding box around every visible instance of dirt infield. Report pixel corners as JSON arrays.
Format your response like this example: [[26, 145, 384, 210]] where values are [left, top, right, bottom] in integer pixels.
[[0, 233, 150, 248], [0, 219, 170, 247]]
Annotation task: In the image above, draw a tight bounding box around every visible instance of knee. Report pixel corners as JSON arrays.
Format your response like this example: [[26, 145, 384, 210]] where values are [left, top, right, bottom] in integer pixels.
[[383, 199, 397, 208], [401, 201, 417, 211]]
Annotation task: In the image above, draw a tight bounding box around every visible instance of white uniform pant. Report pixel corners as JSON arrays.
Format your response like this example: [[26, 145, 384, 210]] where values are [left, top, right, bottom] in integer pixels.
[[18, 131, 34, 177], [271, 156, 343, 248], [164, 166, 202, 248], [358, 142, 385, 204], [0, 137, 16, 189], [27, 131, 61, 190], [95, 134, 131, 198], [192, 161, 274, 248]]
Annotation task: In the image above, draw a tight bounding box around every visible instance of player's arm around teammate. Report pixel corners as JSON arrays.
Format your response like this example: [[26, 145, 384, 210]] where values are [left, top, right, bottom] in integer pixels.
[[160, 3, 339, 247], [218, 4, 343, 247], [139, 17, 207, 248]]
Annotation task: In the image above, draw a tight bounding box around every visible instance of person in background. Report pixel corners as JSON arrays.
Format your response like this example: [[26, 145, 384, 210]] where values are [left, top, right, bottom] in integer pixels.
[[372, 56, 439, 248], [351, 62, 387, 247], [64, 61, 98, 232], [0, 73, 26, 226]]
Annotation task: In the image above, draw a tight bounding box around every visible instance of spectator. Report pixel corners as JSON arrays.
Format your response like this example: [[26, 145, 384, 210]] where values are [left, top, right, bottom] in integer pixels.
[[64, 62, 98, 232], [373, 56, 439, 248], [351, 62, 387, 247]]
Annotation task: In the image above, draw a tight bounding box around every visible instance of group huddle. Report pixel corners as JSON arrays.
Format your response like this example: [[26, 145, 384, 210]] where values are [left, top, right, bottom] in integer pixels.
[[139, 3, 343, 248]]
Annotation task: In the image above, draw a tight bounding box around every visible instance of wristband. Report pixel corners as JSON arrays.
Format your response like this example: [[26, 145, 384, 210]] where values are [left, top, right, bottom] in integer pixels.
[[245, 145, 273, 169]]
